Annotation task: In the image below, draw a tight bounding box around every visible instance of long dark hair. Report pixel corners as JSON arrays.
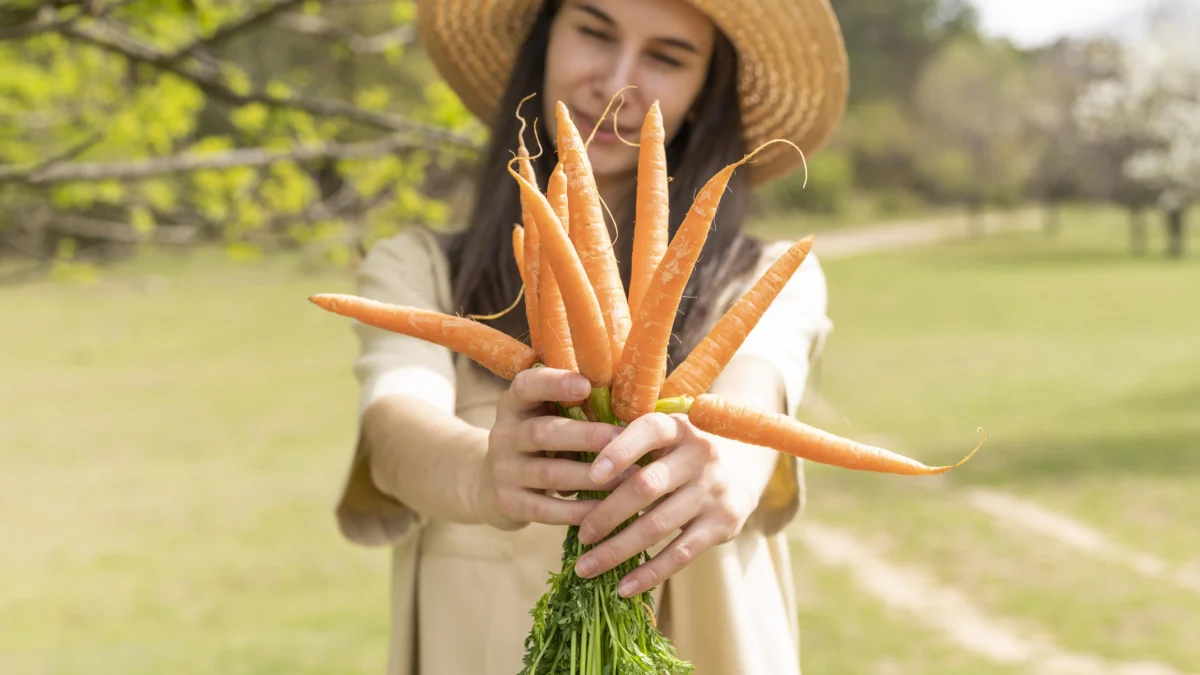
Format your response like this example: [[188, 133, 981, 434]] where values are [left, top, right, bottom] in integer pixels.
[[446, 1, 763, 380]]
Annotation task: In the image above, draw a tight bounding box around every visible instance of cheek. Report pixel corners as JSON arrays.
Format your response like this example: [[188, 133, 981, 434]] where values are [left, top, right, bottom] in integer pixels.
[[652, 70, 712, 141]]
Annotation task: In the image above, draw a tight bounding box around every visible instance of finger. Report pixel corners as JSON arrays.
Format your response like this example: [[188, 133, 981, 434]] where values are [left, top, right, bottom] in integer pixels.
[[504, 457, 634, 492], [503, 367, 592, 416], [577, 450, 697, 546], [573, 487, 703, 579], [514, 416, 621, 454], [497, 489, 599, 526], [587, 412, 685, 484], [554, 463, 639, 497], [614, 520, 729, 598]]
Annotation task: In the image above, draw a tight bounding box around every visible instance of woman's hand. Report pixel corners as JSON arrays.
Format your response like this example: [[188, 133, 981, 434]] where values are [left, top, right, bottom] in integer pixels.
[[570, 412, 765, 597], [472, 367, 628, 531]]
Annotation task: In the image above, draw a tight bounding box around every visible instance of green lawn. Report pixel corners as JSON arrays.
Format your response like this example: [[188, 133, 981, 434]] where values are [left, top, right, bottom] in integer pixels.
[[790, 204, 1200, 672], [1, 205, 1196, 674]]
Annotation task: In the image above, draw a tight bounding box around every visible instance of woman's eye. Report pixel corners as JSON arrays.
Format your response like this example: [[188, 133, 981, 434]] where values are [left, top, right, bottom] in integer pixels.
[[649, 52, 683, 68], [579, 26, 612, 41]]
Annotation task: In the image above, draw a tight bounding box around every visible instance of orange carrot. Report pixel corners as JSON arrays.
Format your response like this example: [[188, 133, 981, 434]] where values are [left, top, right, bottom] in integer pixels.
[[539, 165, 581, 368], [611, 141, 794, 423], [506, 159, 612, 386], [309, 293, 536, 380], [511, 225, 537, 347], [555, 100, 594, 184], [628, 101, 669, 319], [516, 144, 542, 355], [557, 103, 631, 370], [660, 235, 816, 399], [686, 394, 985, 476]]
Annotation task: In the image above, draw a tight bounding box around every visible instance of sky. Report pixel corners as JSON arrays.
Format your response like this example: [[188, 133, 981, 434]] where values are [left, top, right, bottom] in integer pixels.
[[970, 0, 1149, 47]]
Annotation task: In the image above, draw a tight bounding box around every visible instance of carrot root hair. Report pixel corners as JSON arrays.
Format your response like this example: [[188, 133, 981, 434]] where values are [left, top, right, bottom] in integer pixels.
[[465, 283, 524, 321], [946, 428, 987, 471], [584, 84, 637, 149], [736, 138, 809, 185], [514, 93, 545, 162], [612, 94, 638, 148]]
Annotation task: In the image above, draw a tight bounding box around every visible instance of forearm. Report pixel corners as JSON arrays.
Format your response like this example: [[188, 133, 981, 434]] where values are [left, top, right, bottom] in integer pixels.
[[707, 354, 789, 508], [360, 394, 489, 525]]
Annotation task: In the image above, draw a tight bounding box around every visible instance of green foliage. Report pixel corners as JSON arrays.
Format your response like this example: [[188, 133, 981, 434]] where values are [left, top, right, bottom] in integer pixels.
[[765, 148, 855, 214], [519, 394, 693, 675], [835, 0, 979, 106], [912, 36, 1040, 207], [0, 0, 478, 270]]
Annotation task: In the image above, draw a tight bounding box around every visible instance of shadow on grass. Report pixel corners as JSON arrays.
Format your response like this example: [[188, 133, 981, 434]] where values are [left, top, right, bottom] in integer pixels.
[[961, 427, 1198, 486], [931, 240, 1183, 271], [962, 378, 1200, 484]]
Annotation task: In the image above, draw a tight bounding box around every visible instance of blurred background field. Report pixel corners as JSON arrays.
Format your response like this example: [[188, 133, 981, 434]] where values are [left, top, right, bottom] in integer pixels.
[[2, 0, 1198, 673]]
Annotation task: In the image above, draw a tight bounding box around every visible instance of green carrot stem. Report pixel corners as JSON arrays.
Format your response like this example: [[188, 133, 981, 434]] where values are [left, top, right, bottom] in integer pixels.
[[653, 394, 694, 415]]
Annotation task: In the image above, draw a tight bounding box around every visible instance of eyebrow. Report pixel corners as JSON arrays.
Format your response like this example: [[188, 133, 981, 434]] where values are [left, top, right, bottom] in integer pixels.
[[574, 2, 701, 54]]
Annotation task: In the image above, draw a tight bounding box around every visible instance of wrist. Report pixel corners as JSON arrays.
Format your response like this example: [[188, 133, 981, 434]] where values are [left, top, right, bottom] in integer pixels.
[[715, 436, 779, 519], [458, 427, 490, 525]]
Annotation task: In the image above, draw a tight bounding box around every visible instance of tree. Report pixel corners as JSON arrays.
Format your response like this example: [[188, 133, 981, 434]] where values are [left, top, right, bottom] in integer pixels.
[[833, 0, 979, 106], [1023, 38, 1127, 235], [0, 0, 481, 279], [911, 36, 1040, 229], [1075, 23, 1200, 258]]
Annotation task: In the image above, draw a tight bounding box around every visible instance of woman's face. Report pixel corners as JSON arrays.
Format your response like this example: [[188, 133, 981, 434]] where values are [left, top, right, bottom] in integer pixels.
[[543, 0, 716, 180]]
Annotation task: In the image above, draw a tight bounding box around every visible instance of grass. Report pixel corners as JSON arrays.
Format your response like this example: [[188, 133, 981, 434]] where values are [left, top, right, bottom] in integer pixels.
[[791, 203, 1200, 671], [0, 250, 388, 675], [2, 203, 1196, 673]]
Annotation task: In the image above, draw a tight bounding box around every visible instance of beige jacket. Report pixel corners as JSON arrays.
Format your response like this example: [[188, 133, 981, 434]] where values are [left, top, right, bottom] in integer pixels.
[[334, 226, 833, 675]]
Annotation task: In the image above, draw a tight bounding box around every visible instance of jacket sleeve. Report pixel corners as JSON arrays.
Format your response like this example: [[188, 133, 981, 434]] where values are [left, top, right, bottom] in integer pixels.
[[335, 227, 459, 547], [715, 239, 834, 536]]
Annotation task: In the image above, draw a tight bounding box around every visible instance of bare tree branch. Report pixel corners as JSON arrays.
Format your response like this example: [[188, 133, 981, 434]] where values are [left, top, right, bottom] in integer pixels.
[[55, 21, 479, 146], [273, 13, 415, 54], [169, 0, 306, 61], [46, 212, 200, 244], [0, 133, 443, 185]]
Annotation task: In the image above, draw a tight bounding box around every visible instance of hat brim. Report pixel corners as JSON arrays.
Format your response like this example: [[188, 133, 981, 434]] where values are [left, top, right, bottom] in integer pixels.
[[418, 0, 849, 186]]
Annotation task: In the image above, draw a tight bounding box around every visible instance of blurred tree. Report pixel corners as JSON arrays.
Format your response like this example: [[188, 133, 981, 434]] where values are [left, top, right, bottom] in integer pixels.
[[829, 0, 978, 202], [0, 0, 481, 278], [832, 0, 978, 106], [1024, 38, 1125, 235], [1075, 28, 1199, 258], [911, 36, 1039, 229]]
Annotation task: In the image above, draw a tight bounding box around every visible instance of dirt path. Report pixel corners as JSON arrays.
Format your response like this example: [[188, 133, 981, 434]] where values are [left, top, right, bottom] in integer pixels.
[[966, 489, 1200, 594], [795, 522, 1192, 675], [811, 209, 1039, 261]]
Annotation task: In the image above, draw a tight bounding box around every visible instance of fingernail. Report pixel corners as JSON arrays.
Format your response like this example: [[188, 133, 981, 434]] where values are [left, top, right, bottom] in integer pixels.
[[571, 379, 591, 397], [590, 458, 613, 484], [578, 522, 596, 545], [618, 578, 639, 597], [576, 556, 598, 578]]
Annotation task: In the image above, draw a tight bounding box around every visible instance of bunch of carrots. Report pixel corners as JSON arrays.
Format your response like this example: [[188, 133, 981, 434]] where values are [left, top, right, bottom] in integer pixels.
[[309, 94, 984, 675]]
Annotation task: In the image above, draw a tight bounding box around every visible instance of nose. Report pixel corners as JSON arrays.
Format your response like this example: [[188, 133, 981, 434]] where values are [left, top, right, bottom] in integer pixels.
[[595, 44, 640, 106]]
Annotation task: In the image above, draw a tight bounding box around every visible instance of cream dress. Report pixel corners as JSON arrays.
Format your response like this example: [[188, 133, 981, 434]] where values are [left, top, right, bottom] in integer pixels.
[[334, 226, 833, 675]]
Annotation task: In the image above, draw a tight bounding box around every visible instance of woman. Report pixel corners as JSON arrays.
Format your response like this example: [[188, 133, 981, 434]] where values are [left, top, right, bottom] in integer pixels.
[[335, 0, 847, 673]]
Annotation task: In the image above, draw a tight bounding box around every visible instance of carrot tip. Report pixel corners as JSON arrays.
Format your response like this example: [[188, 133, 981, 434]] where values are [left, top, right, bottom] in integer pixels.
[[309, 293, 345, 313], [954, 427, 987, 467], [933, 427, 988, 474]]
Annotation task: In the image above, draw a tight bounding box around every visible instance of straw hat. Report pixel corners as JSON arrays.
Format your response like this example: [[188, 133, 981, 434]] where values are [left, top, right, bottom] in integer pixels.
[[416, 0, 849, 186]]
